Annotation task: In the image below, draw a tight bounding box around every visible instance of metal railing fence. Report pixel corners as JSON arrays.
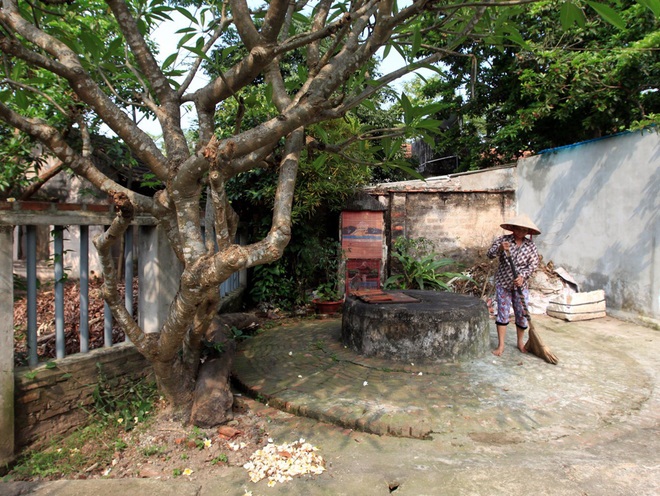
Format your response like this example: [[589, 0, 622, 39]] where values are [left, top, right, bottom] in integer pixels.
[[2, 201, 244, 367]]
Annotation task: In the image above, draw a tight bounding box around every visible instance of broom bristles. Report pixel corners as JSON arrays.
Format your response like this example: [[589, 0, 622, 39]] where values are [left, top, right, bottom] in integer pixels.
[[525, 323, 558, 365]]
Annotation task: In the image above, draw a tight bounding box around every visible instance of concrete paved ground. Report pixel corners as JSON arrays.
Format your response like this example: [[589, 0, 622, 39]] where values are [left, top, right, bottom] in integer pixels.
[[3, 314, 659, 495]]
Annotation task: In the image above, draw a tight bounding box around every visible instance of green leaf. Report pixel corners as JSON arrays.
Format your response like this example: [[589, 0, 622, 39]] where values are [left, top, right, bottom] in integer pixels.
[[264, 83, 273, 105], [45, 361, 57, 369], [414, 119, 446, 133], [392, 42, 407, 62], [560, 2, 586, 30], [386, 161, 425, 180], [382, 136, 391, 156], [411, 27, 422, 59], [315, 127, 328, 142], [418, 63, 446, 76], [297, 63, 308, 83], [388, 138, 404, 159], [400, 93, 413, 124], [177, 33, 195, 49], [175, 27, 197, 34], [183, 37, 209, 60], [161, 53, 178, 70], [311, 154, 329, 171], [361, 99, 377, 112], [150, 6, 174, 22], [78, 30, 103, 58], [637, 0, 660, 17], [505, 26, 530, 49], [586, 1, 627, 29], [14, 90, 28, 110], [417, 102, 447, 116], [221, 45, 239, 59], [108, 37, 123, 54], [176, 7, 199, 25], [292, 12, 310, 25]]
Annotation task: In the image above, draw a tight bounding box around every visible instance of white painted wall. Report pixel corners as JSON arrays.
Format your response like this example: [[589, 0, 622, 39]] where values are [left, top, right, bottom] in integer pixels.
[[516, 130, 660, 322]]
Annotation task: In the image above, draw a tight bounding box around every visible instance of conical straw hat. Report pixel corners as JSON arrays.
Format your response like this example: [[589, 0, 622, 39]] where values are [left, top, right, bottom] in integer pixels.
[[500, 213, 541, 235]]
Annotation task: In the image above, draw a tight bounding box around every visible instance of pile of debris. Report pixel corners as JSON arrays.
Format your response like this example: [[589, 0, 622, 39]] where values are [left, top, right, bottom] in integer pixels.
[[13, 277, 134, 365], [453, 257, 578, 316]]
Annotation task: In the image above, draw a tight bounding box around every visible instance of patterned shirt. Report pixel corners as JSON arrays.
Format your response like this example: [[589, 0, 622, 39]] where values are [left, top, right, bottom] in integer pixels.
[[487, 234, 539, 290]]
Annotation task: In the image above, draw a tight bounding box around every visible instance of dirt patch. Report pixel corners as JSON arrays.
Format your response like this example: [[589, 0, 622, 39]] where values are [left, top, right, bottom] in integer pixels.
[[7, 395, 273, 482], [104, 397, 269, 481]]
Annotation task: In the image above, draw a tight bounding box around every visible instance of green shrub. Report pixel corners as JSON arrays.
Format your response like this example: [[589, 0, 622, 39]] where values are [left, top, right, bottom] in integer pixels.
[[384, 237, 472, 291], [90, 364, 158, 432]]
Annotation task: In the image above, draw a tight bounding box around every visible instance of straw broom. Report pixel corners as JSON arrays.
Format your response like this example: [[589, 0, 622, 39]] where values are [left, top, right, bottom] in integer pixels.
[[503, 250, 558, 365]]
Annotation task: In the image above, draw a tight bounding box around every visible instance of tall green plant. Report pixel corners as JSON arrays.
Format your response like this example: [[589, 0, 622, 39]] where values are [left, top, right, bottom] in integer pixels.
[[249, 261, 300, 310], [385, 237, 470, 291], [248, 223, 336, 310]]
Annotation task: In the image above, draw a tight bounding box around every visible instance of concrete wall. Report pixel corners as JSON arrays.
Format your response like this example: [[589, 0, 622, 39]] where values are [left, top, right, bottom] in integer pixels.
[[401, 192, 515, 260], [365, 130, 658, 323], [517, 130, 660, 322], [1, 226, 15, 466]]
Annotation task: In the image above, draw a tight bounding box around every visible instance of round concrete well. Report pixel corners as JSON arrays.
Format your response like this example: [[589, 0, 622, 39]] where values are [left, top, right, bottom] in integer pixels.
[[341, 290, 489, 362]]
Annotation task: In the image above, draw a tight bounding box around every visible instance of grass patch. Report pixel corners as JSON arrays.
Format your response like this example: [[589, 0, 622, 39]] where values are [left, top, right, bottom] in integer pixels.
[[4, 373, 159, 481], [5, 423, 121, 480]]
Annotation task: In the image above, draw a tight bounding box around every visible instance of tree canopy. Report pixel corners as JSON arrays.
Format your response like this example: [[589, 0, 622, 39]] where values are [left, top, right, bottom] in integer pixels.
[[404, 0, 660, 171]]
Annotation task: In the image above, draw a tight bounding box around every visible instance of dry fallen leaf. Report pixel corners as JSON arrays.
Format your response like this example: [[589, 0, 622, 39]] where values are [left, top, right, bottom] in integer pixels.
[[217, 426, 242, 440]]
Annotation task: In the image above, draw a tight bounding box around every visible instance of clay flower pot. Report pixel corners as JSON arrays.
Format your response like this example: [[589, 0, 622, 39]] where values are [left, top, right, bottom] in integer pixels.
[[312, 299, 343, 315]]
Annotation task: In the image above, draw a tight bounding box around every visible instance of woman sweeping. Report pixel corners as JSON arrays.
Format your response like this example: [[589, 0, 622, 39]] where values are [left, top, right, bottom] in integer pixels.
[[487, 214, 541, 356]]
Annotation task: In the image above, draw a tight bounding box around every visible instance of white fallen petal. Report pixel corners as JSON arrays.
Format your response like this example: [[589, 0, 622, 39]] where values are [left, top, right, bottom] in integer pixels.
[[244, 439, 325, 485]]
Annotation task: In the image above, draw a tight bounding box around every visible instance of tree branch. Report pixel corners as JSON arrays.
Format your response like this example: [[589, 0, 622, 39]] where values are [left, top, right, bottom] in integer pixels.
[[0, 101, 154, 212], [93, 192, 158, 359], [0, 8, 170, 180], [19, 160, 64, 200], [105, 0, 190, 165], [177, 13, 233, 99]]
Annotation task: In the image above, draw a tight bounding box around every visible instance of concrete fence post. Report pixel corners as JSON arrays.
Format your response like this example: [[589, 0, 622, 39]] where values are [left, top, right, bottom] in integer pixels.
[[0, 226, 15, 466], [138, 225, 183, 334]]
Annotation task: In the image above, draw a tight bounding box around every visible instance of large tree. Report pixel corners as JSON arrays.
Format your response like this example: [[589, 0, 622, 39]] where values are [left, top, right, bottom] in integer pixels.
[[0, 0, 635, 419]]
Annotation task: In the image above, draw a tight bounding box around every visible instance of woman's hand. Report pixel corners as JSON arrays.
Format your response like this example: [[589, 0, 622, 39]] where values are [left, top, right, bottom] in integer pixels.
[[513, 275, 524, 287], [501, 241, 511, 252]]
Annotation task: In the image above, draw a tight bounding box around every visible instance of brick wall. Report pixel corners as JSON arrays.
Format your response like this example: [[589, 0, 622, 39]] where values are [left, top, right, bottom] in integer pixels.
[[14, 344, 152, 450], [403, 191, 515, 262], [367, 167, 517, 271]]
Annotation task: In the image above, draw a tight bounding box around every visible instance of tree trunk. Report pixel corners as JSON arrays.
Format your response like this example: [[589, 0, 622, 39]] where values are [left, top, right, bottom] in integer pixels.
[[190, 340, 236, 427], [151, 358, 197, 421], [149, 312, 261, 422]]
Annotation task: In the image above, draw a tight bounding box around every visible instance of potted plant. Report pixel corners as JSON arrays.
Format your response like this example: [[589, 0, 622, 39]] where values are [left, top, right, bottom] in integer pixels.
[[312, 240, 344, 314]]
